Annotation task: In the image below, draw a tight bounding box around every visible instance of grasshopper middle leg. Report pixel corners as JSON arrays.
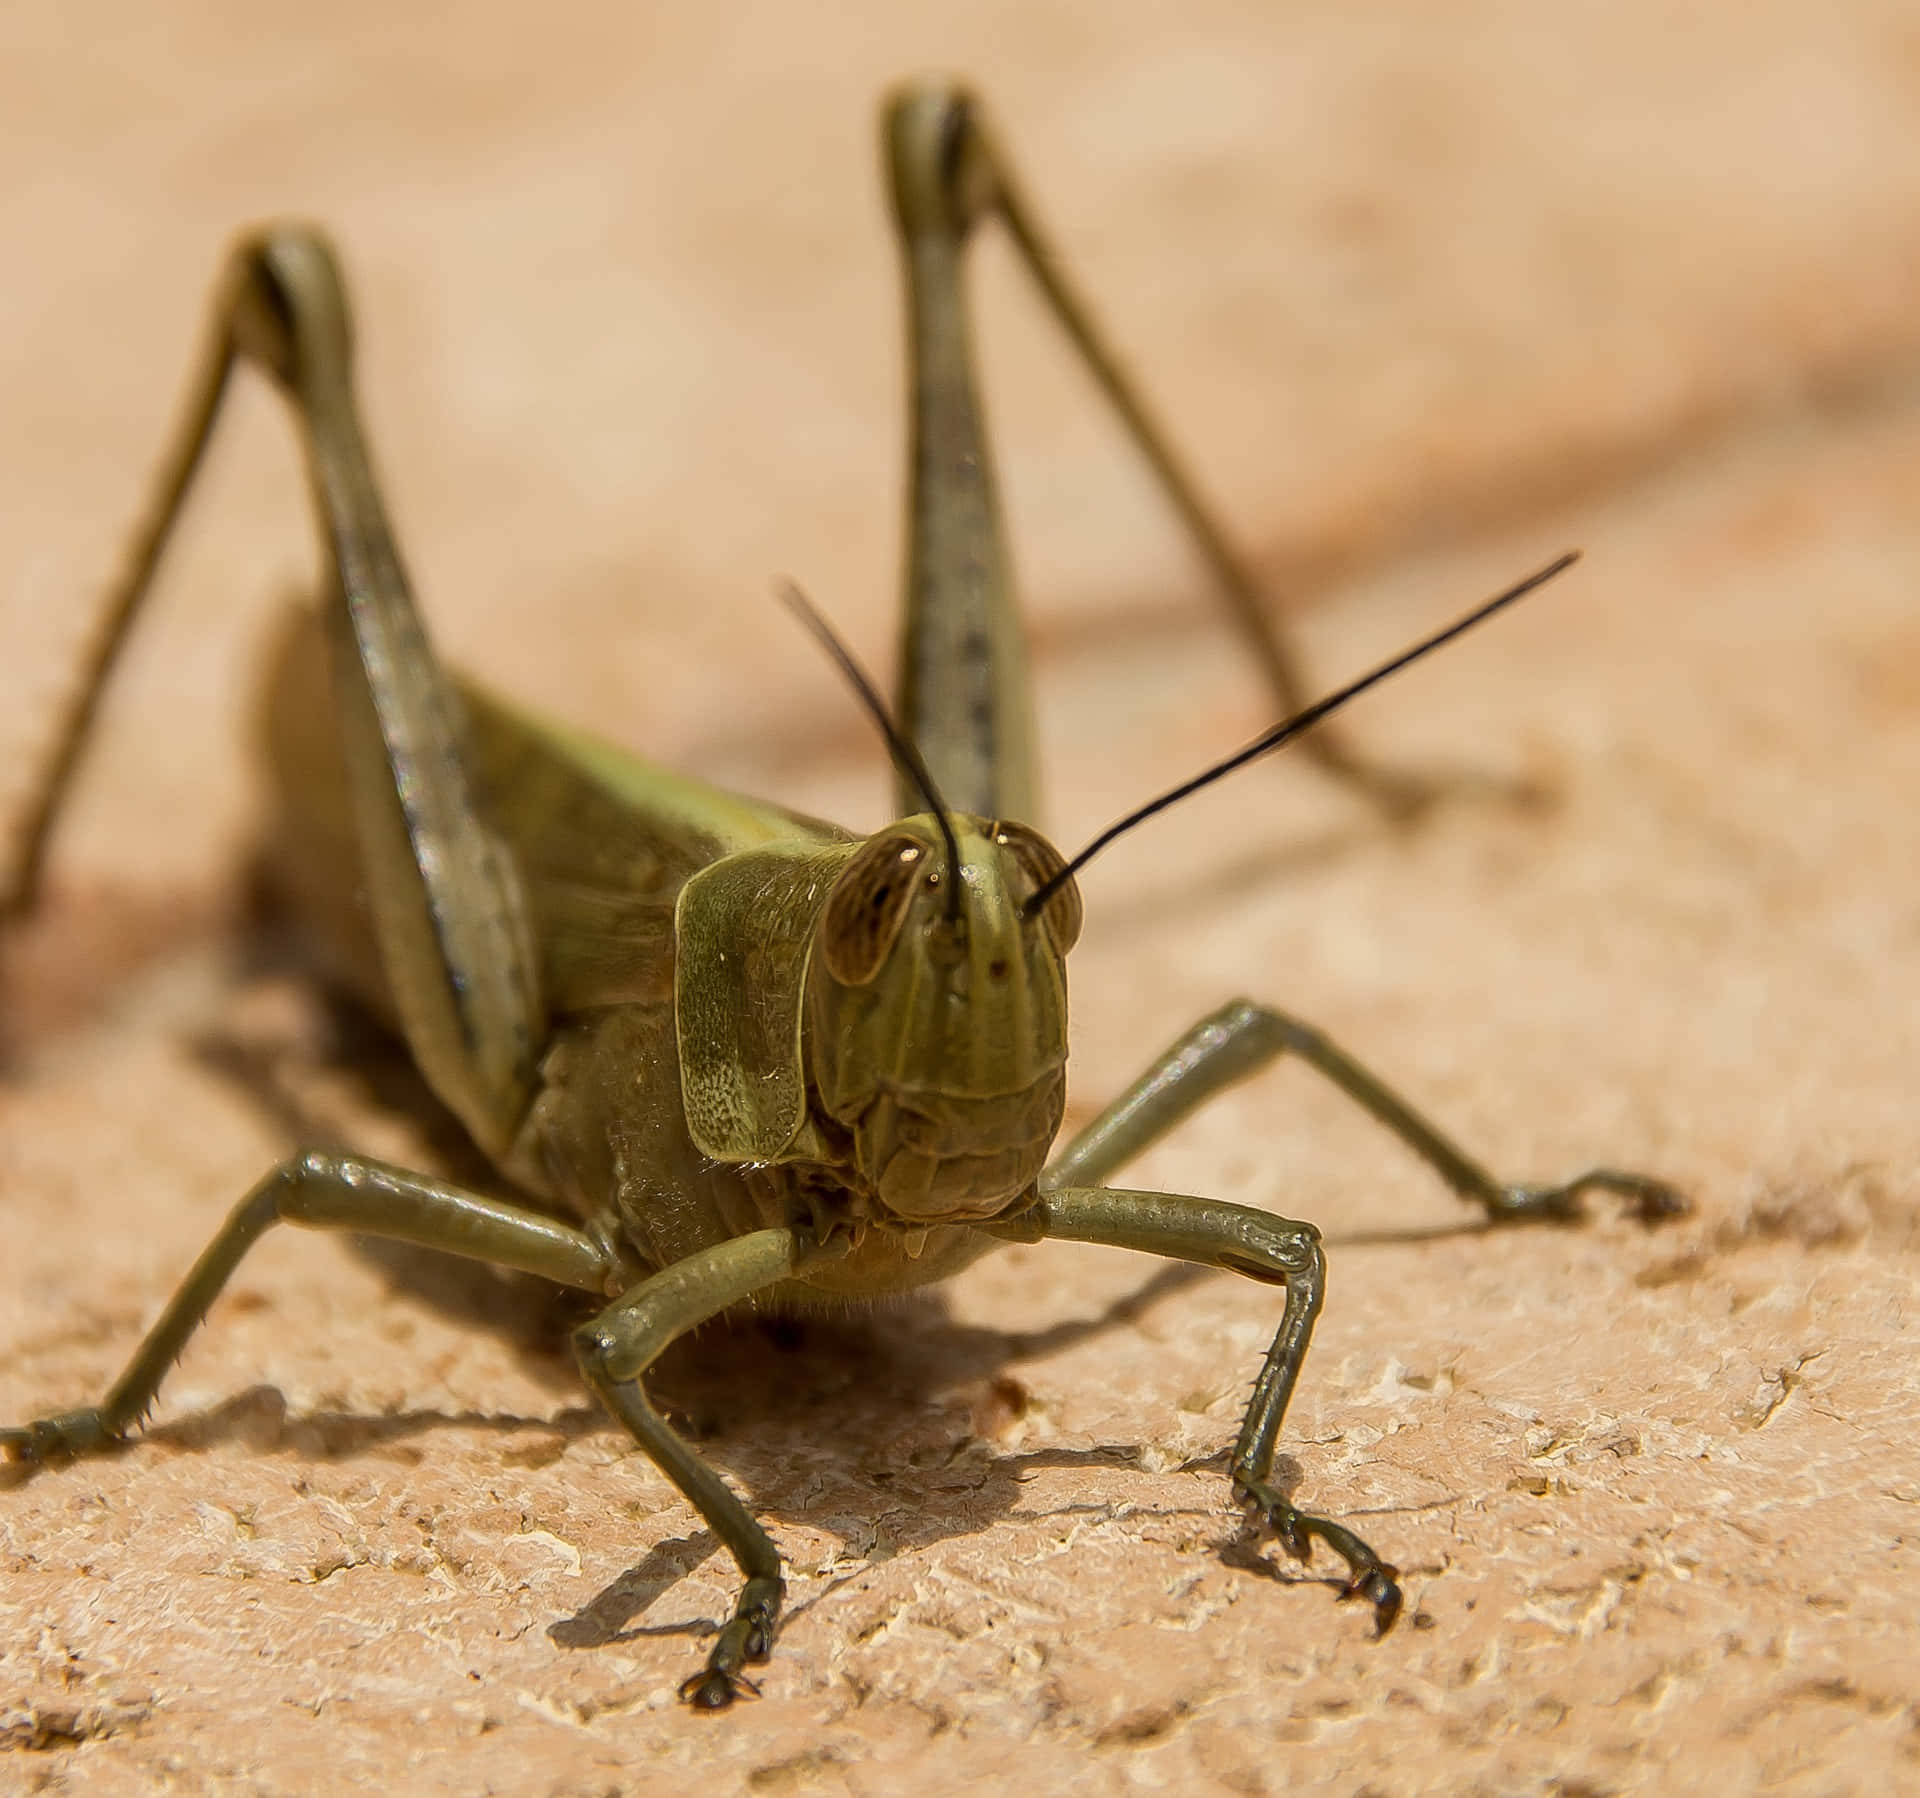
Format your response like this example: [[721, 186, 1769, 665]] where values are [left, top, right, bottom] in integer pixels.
[[1046, 998, 1688, 1225], [0, 1157, 834, 1711], [1, 1152, 615, 1464]]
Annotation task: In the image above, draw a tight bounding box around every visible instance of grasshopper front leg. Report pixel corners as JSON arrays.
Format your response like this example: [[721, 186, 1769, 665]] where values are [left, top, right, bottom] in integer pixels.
[[985, 1186, 1402, 1626], [571, 1227, 849, 1710], [885, 81, 1439, 822]]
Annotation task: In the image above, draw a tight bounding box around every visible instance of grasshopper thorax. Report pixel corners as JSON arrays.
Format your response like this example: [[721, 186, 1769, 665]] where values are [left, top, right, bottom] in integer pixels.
[[806, 813, 1081, 1227]]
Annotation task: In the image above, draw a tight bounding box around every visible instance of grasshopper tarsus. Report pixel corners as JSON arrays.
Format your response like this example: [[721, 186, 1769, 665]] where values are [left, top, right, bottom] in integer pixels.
[[681, 1673, 733, 1711], [1482, 1184, 1586, 1226], [1484, 1170, 1691, 1229], [680, 1583, 779, 1711]]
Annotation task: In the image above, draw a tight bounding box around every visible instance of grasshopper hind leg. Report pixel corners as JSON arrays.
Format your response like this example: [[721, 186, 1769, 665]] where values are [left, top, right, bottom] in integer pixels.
[[882, 79, 1459, 828], [2, 227, 548, 1171]]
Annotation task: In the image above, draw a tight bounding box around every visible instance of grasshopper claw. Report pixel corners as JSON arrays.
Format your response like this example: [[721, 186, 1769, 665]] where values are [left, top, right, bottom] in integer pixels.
[[679, 1669, 735, 1711], [1239, 1477, 1403, 1635], [679, 1575, 779, 1710], [679, 1667, 760, 1711], [1343, 1564, 1405, 1636]]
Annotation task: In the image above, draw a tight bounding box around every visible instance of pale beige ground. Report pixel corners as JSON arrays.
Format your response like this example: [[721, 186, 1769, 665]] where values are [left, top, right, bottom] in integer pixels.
[[3, 5, 1920, 1794]]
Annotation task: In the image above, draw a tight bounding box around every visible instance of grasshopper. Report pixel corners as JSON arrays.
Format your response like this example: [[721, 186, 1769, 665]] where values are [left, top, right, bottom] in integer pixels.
[[1, 83, 1683, 1708]]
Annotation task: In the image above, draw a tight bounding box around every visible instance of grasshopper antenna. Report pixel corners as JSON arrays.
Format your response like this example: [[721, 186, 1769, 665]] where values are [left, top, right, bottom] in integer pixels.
[[777, 579, 967, 923], [1024, 551, 1581, 920]]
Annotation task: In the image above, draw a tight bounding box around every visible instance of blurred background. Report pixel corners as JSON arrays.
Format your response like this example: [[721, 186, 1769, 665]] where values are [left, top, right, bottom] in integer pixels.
[[10, 4, 1920, 876]]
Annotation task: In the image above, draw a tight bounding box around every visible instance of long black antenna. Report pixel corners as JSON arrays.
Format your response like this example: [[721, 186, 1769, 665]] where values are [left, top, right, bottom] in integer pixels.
[[1023, 551, 1581, 920], [777, 580, 966, 922]]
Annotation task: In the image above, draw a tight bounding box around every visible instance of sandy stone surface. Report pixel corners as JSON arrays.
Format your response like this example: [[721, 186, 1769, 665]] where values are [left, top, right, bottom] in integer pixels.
[[4, 4, 1920, 1793]]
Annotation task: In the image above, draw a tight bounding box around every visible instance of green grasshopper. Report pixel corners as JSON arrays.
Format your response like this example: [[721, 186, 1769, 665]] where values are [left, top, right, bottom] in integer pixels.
[[1, 82, 1683, 1708]]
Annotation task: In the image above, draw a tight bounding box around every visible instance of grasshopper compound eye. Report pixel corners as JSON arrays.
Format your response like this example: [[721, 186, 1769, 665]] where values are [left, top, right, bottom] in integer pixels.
[[820, 833, 926, 985], [995, 821, 1081, 955]]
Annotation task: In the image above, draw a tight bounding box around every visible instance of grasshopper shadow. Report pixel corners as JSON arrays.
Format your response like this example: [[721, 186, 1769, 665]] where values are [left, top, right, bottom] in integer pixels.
[[144, 1385, 606, 1461], [0, 882, 232, 1072], [547, 1257, 1362, 1655]]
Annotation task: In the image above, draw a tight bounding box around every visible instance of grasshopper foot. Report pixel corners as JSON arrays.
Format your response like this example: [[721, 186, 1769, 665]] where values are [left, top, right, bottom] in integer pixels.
[[679, 1665, 760, 1711], [0, 1408, 121, 1467], [1237, 1477, 1403, 1636], [679, 1574, 781, 1713], [1484, 1169, 1689, 1230]]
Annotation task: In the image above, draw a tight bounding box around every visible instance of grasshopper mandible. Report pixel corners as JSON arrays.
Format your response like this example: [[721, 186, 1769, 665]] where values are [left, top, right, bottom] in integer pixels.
[[1, 83, 1684, 1708]]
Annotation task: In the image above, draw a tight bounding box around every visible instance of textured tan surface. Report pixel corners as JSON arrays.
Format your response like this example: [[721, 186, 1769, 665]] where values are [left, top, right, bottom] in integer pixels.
[[4, 4, 1920, 1793]]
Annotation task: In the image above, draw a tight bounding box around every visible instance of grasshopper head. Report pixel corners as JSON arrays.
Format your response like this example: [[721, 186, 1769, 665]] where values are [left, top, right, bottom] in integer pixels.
[[807, 814, 1082, 1227]]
